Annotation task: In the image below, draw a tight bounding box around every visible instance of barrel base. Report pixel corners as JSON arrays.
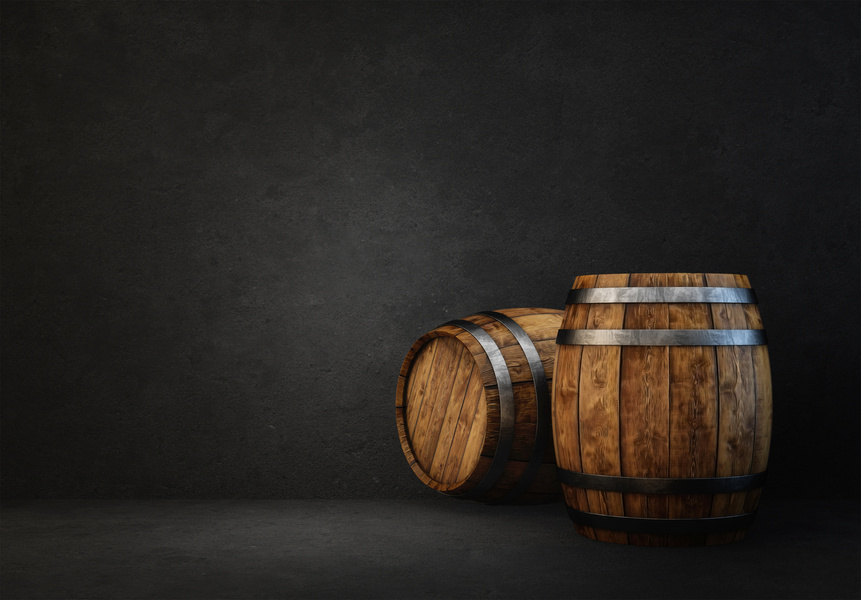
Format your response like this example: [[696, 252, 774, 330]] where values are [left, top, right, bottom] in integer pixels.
[[565, 503, 757, 545], [571, 524, 751, 546]]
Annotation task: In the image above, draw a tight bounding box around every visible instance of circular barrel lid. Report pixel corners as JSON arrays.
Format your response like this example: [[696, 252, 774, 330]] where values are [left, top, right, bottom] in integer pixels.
[[397, 333, 488, 493]]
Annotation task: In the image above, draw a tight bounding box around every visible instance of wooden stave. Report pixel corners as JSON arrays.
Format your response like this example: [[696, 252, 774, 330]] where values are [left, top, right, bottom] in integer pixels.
[[552, 273, 772, 546], [396, 308, 563, 503]]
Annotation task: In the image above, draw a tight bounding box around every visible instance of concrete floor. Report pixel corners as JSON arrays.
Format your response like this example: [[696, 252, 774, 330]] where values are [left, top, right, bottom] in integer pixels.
[[1, 497, 858, 599]]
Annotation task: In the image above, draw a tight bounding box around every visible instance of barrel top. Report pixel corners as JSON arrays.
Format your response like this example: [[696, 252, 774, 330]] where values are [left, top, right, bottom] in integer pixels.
[[572, 273, 751, 286]]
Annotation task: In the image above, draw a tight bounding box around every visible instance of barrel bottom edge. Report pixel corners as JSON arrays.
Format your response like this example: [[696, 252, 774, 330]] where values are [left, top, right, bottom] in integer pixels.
[[564, 504, 756, 546], [569, 524, 752, 546], [573, 523, 747, 548]]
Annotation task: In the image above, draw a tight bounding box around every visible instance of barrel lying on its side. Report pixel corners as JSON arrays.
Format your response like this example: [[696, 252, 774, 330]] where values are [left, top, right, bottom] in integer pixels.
[[396, 308, 563, 503], [553, 273, 772, 546]]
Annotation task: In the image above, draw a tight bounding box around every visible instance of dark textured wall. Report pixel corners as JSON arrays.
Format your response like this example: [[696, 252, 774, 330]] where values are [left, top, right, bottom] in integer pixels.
[[1, 1, 858, 500]]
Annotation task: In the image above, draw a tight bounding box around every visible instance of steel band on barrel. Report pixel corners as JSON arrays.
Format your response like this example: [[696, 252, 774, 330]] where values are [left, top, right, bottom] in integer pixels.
[[479, 311, 550, 504], [555, 329, 767, 346], [566, 286, 758, 305], [565, 506, 757, 534], [557, 469, 767, 495], [441, 319, 515, 500]]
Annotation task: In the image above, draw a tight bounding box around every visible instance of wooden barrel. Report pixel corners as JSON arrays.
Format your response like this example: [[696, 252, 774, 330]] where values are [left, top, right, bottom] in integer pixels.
[[396, 308, 563, 503], [553, 273, 772, 545]]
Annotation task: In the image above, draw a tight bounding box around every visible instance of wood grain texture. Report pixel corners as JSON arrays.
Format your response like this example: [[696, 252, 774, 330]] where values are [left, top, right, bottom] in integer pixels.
[[408, 337, 464, 474], [556, 273, 771, 546], [620, 272, 670, 546], [739, 279, 772, 517], [579, 272, 629, 544], [440, 363, 486, 485], [428, 352, 479, 483], [667, 272, 718, 546], [404, 339, 438, 435], [396, 308, 563, 503], [553, 274, 597, 539], [705, 273, 756, 544], [459, 387, 489, 485]]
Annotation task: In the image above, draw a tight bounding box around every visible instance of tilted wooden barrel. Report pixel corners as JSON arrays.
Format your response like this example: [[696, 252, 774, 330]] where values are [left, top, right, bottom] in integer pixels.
[[396, 308, 563, 503], [553, 273, 772, 545]]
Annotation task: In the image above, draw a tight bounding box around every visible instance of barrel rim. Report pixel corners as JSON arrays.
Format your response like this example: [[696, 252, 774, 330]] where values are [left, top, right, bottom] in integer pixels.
[[395, 330, 490, 494], [570, 272, 752, 283]]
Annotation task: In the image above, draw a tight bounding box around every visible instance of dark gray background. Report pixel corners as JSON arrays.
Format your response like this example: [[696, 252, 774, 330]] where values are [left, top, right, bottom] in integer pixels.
[[2, 1, 858, 501]]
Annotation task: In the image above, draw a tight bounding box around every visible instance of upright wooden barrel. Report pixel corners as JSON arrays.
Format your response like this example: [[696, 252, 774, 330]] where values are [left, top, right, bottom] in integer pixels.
[[553, 273, 772, 545], [396, 308, 563, 503]]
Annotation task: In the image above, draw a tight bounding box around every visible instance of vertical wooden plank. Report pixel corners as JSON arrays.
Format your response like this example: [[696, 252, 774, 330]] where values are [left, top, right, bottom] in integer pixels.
[[579, 272, 630, 544], [667, 273, 719, 546], [440, 365, 486, 485], [457, 386, 488, 483], [742, 301, 772, 516], [620, 272, 670, 546], [733, 274, 752, 289], [736, 273, 772, 508], [705, 273, 757, 544], [409, 338, 463, 473], [406, 339, 439, 436], [553, 274, 597, 538], [428, 349, 478, 482], [561, 275, 598, 329]]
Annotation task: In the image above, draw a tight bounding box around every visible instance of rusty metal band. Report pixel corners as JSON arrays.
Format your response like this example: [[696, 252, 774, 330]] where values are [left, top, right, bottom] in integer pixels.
[[566, 287, 758, 305], [479, 311, 550, 504], [566, 506, 757, 534], [557, 469, 767, 494], [555, 329, 767, 346], [441, 319, 515, 500]]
